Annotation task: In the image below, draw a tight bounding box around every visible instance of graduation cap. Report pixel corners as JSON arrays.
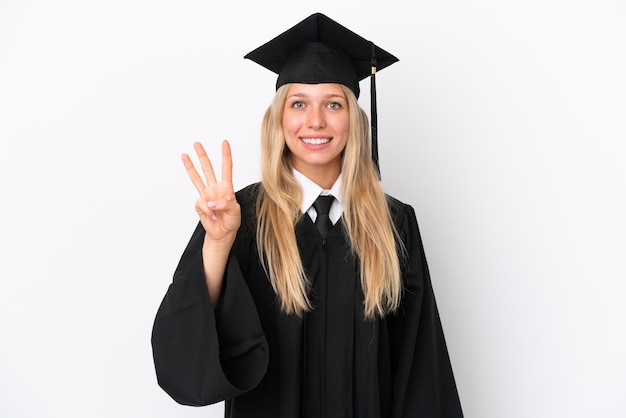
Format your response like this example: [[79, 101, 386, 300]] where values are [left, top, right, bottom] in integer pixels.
[[244, 12, 399, 177]]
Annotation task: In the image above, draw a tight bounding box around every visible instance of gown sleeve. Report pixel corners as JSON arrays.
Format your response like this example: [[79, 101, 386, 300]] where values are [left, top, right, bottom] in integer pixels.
[[151, 222, 269, 406], [388, 203, 464, 418]]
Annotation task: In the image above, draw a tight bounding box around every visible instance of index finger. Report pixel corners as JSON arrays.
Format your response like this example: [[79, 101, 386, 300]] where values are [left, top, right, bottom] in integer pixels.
[[221, 140, 233, 184]]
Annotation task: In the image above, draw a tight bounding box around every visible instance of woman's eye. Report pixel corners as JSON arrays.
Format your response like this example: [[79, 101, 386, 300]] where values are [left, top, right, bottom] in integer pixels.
[[328, 102, 342, 110], [292, 101, 305, 109]]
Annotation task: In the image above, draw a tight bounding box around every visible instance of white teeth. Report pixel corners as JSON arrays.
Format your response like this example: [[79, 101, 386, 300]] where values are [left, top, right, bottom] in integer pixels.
[[301, 137, 330, 145]]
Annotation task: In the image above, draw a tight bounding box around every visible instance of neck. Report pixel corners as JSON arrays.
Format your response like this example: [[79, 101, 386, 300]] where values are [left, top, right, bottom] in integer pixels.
[[298, 166, 340, 189]]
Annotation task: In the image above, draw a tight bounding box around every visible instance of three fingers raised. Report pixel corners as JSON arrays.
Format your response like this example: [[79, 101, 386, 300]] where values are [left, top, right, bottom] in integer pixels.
[[182, 140, 233, 197]]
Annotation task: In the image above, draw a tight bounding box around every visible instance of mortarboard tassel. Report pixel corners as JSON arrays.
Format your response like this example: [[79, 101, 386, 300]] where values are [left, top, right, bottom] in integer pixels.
[[370, 42, 380, 179]]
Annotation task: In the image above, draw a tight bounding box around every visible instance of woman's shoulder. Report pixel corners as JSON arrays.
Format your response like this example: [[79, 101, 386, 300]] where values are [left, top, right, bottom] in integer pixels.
[[385, 193, 416, 221], [235, 182, 262, 206], [235, 183, 262, 232], [385, 193, 424, 251]]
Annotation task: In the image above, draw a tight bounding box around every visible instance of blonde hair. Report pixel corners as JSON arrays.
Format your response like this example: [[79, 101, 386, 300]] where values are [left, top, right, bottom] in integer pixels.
[[257, 84, 404, 319]]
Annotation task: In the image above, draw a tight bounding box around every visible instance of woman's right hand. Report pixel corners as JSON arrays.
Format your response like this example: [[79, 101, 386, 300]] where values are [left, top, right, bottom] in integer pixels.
[[182, 141, 241, 307], [182, 140, 241, 243]]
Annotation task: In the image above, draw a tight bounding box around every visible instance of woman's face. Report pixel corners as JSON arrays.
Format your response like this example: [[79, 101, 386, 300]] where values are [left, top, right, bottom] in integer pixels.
[[282, 83, 349, 181]]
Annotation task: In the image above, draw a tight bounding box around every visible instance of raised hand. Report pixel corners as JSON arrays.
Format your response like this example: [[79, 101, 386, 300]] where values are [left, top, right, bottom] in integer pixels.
[[182, 140, 241, 244]]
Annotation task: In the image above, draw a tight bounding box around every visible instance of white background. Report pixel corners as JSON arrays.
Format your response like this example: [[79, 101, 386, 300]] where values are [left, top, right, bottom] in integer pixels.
[[1, 1, 624, 417]]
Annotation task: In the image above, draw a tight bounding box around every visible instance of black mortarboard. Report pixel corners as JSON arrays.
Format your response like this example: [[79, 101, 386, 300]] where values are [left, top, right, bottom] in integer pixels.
[[244, 12, 399, 176]]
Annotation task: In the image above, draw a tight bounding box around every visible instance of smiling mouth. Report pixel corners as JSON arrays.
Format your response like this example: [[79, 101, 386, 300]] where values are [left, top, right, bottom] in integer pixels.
[[301, 137, 331, 145]]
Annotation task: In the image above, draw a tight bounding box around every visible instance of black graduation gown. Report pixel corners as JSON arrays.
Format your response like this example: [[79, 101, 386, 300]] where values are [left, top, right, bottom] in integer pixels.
[[151, 183, 463, 417]]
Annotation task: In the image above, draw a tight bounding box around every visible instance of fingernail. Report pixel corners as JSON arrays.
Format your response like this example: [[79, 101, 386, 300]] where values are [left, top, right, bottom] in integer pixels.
[[211, 214, 218, 220], [208, 201, 217, 209]]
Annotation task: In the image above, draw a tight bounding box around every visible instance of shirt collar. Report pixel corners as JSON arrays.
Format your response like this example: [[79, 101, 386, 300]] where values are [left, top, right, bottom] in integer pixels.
[[293, 169, 343, 215]]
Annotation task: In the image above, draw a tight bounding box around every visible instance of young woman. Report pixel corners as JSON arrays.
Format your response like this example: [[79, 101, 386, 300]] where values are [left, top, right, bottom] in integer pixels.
[[152, 13, 463, 418]]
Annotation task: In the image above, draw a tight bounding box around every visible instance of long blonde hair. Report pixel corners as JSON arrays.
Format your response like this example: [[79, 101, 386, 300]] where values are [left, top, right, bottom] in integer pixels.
[[256, 84, 404, 319]]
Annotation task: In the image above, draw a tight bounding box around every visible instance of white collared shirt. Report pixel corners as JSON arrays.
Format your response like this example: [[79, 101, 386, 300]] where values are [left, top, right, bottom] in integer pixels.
[[293, 169, 344, 225]]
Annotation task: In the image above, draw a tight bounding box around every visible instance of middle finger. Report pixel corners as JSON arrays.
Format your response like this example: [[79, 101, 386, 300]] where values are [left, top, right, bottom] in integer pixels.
[[194, 142, 218, 185]]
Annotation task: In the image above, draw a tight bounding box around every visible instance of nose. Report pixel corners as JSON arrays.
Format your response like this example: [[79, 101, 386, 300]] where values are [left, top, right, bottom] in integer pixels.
[[307, 108, 326, 129]]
